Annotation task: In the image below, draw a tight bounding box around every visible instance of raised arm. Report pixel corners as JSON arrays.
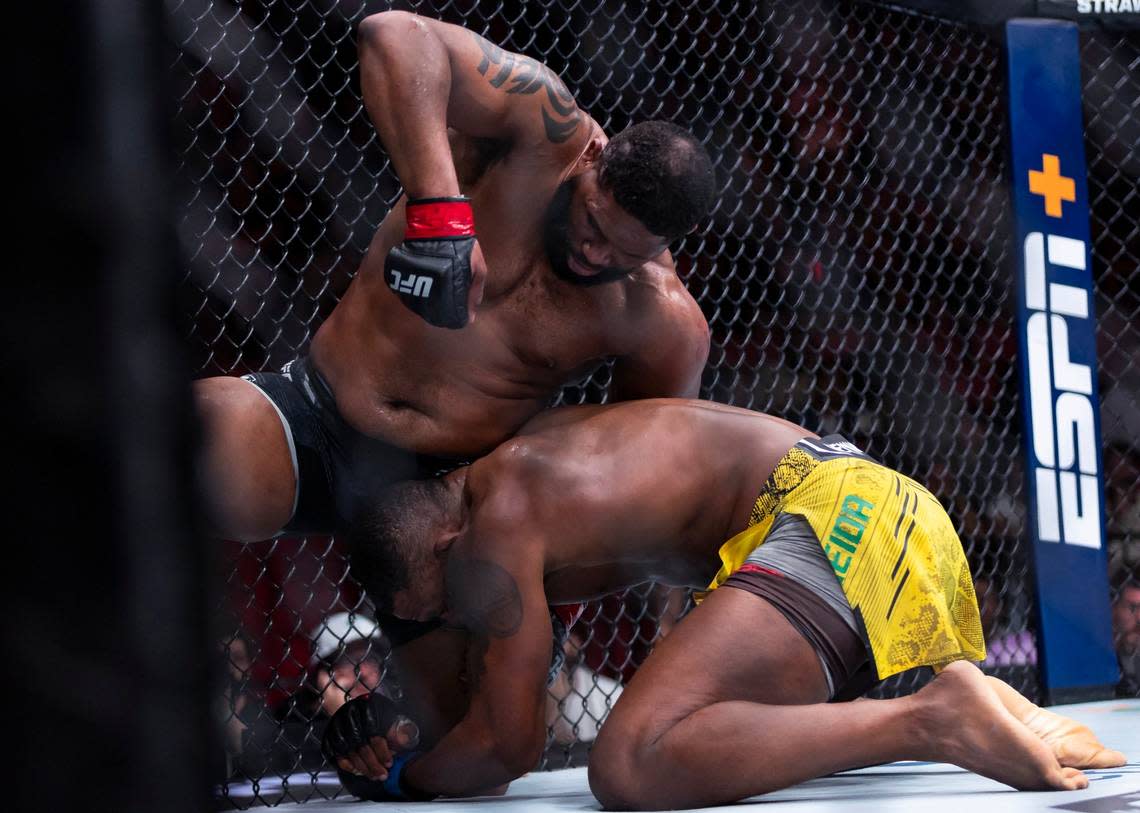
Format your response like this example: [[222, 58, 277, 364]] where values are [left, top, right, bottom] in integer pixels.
[[356, 12, 588, 328], [356, 11, 586, 199], [609, 266, 711, 400]]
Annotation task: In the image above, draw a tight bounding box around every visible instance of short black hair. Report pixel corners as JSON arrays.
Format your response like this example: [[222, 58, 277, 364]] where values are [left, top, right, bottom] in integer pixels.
[[598, 120, 716, 243], [346, 479, 449, 615]]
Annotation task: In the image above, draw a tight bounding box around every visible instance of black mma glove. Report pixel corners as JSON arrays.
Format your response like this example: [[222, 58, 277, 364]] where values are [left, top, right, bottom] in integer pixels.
[[321, 693, 436, 801], [386, 196, 477, 329]]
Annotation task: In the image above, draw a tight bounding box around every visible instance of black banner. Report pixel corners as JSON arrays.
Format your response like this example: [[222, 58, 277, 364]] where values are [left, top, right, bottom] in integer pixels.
[[863, 0, 1140, 28]]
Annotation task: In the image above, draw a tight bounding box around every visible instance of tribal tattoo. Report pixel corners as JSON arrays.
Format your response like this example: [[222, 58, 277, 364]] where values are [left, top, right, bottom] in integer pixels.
[[445, 556, 524, 638], [470, 32, 580, 144], [446, 556, 524, 693]]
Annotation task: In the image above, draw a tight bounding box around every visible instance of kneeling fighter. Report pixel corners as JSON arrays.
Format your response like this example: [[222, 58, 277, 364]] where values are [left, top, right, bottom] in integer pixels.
[[330, 399, 1124, 806]]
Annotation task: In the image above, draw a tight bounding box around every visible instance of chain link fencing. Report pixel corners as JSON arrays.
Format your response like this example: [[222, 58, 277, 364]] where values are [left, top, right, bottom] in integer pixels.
[[167, 0, 1140, 805], [1082, 29, 1140, 705]]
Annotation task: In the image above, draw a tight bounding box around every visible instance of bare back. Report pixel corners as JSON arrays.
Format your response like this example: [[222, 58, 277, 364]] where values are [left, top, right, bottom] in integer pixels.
[[461, 400, 814, 599]]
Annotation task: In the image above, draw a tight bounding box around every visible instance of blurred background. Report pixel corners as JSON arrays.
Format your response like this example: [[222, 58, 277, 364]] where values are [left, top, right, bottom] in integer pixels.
[[158, 0, 1138, 805]]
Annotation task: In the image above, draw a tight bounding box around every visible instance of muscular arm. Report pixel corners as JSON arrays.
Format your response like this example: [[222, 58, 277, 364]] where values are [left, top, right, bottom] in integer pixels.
[[356, 12, 585, 199], [403, 536, 552, 795], [609, 266, 710, 400]]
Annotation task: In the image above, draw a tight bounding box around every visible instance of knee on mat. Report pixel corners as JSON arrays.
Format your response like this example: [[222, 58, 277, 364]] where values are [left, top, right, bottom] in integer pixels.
[[588, 725, 656, 811]]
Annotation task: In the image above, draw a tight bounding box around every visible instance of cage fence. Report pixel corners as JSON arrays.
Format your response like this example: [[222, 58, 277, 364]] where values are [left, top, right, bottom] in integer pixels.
[[167, 0, 1140, 805]]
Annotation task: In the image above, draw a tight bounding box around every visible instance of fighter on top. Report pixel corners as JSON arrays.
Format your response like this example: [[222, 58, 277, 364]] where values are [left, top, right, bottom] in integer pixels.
[[193, 12, 717, 541]]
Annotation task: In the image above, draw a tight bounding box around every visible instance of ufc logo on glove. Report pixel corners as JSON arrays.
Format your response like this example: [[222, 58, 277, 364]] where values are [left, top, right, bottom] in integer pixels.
[[385, 196, 477, 329], [389, 270, 434, 298]]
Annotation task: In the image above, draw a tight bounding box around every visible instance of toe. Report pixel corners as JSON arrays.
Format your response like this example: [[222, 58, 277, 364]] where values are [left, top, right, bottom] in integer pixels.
[[1058, 767, 1089, 791]]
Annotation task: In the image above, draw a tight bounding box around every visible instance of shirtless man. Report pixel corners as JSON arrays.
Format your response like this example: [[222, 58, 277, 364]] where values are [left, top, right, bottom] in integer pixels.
[[193, 12, 715, 541], [330, 400, 1124, 806]]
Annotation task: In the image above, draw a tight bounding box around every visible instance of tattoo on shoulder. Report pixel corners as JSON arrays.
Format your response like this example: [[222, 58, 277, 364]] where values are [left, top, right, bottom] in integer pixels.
[[446, 557, 524, 638], [470, 32, 581, 144]]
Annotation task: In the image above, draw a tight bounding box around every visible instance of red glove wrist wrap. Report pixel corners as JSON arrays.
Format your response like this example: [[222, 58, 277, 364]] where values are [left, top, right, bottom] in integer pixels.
[[404, 197, 475, 240]]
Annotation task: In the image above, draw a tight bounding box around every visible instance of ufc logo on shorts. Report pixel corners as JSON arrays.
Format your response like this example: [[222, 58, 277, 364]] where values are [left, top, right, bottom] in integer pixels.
[[389, 270, 434, 298], [800, 438, 867, 458], [1023, 232, 1100, 548]]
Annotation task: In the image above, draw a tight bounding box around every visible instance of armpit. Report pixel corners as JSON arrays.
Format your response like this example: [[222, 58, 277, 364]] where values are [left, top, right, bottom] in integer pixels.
[[448, 128, 510, 187]]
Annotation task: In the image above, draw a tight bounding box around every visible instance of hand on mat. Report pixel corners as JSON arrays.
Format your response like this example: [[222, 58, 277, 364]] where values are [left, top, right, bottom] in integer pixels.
[[321, 692, 421, 781]]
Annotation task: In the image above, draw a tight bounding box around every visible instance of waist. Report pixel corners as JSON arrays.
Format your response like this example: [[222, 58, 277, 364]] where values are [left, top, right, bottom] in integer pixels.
[[747, 435, 879, 527], [304, 356, 540, 457]]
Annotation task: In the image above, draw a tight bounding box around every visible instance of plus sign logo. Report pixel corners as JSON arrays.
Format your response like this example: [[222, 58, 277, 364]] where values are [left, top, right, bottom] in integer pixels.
[[1028, 154, 1076, 218]]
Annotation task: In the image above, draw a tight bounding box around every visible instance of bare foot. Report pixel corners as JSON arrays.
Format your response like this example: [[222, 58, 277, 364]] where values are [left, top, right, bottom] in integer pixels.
[[985, 676, 1127, 769], [914, 662, 1088, 791]]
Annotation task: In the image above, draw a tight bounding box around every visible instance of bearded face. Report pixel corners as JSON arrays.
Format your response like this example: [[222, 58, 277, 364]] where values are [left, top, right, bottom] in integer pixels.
[[542, 176, 639, 287]]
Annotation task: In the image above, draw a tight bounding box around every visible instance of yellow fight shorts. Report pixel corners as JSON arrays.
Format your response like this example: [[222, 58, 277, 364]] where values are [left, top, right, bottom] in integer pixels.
[[702, 435, 985, 682]]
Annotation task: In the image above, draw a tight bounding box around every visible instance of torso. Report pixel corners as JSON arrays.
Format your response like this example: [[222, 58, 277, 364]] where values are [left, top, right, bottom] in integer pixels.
[[311, 119, 668, 457], [463, 400, 814, 599]]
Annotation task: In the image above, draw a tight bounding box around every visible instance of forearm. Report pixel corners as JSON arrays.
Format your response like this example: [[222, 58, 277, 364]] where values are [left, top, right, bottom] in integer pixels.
[[404, 715, 542, 796], [357, 12, 460, 198]]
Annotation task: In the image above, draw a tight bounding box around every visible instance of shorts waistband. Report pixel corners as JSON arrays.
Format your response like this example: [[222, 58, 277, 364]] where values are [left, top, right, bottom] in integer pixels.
[[748, 435, 875, 528], [283, 356, 338, 414]]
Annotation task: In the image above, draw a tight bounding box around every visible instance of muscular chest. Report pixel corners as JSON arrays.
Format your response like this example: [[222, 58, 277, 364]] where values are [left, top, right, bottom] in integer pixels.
[[459, 167, 617, 377], [480, 270, 613, 383]]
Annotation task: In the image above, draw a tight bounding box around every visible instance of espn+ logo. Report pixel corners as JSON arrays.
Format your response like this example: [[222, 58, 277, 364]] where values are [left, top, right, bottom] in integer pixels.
[[1023, 231, 1100, 548]]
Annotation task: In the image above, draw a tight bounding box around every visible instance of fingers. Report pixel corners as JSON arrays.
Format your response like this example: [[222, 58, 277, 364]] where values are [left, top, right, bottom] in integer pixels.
[[359, 735, 393, 777], [337, 736, 393, 782], [339, 751, 377, 780], [467, 241, 488, 324]]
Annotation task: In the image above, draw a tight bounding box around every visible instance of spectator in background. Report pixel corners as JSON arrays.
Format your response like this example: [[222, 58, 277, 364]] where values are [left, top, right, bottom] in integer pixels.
[[1112, 579, 1140, 696], [1105, 444, 1140, 538], [926, 460, 981, 537], [974, 575, 1036, 668], [216, 629, 268, 774], [979, 457, 1027, 539], [309, 612, 393, 717], [234, 612, 394, 776], [547, 630, 624, 746]]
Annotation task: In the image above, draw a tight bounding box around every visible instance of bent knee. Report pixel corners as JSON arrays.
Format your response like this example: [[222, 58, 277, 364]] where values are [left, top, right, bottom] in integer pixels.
[[588, 724, 655, 811]]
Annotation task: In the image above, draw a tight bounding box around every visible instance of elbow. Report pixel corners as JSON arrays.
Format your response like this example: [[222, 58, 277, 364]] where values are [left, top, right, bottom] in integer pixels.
[[357, 11, 425, 54], [489, 727, 545, 780], [685, 318, 711, 395], [692, 314, 711, 363]]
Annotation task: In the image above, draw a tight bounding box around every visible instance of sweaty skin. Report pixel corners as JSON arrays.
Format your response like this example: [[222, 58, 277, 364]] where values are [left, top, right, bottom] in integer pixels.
[[351, 400, 1123, 803], [194, 13, 710, 540]]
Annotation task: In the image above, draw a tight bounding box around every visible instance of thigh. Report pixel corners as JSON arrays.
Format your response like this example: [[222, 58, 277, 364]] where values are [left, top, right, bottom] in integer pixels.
[[193, 376, 297, 540], [604, 585, 829, 739]]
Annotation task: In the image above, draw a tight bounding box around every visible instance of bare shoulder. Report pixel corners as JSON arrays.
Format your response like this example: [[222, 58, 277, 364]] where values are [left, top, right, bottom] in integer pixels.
[[601, 255, 710, 399], [617, 255, 710, 349], [466, 436, 554, 528]]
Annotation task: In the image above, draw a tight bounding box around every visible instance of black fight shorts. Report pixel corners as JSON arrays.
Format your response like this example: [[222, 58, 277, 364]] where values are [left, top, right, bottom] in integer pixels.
[[242, 357, 464, 535]]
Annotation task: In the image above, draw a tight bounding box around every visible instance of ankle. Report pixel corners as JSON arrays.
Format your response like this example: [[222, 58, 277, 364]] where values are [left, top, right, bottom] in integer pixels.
[[904, 688, 946, 762]]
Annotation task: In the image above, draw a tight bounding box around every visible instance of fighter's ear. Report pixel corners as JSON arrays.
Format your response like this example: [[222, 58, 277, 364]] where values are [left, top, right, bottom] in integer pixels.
[[581, 135, 605, 167], [434, 526, 461, 556]]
